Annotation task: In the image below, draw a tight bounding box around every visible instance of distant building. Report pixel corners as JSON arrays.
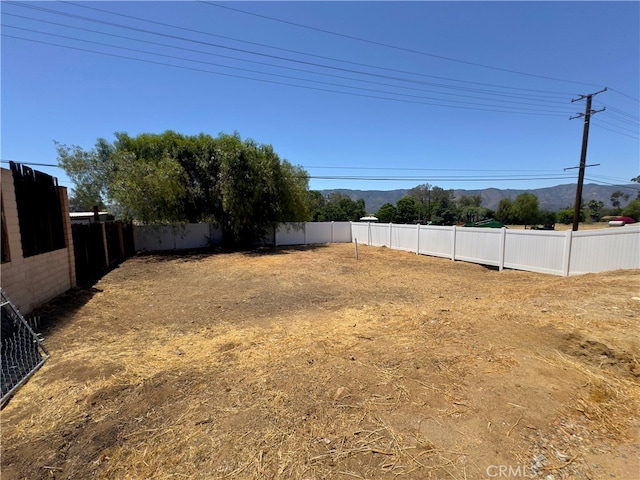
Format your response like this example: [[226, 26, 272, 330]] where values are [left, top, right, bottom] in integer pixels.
[[69, 211, 112, 225]]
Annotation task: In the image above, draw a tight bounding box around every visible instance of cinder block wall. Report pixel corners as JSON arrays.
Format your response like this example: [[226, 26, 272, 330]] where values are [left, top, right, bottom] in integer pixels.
[[1, 168, 76, 314]]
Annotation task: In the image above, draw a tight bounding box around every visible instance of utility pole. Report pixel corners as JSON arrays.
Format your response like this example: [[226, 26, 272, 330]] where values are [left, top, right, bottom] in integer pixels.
[[569, 87, 607, 231]]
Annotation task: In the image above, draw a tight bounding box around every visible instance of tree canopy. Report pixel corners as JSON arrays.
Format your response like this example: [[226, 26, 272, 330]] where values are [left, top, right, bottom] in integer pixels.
[[57, 130, 310, 246], [309, 193, 366, 222]]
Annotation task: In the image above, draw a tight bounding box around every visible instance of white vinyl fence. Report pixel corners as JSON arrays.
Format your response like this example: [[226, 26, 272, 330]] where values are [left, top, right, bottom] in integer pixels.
[[133, 222, 352, 252], [352, 222, 640, 276]]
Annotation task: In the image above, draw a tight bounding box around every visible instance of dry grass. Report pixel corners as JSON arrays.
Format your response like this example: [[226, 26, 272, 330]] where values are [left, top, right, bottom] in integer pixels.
[[2, 244, 639, 479]]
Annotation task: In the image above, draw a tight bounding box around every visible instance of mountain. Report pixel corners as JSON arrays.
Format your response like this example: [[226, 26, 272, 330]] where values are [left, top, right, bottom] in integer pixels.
[[320, 183, 638, 214]]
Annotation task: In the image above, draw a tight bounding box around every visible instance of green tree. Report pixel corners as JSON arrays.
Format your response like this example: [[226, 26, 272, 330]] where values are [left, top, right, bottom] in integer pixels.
[[58, 130, 310, 246], [631, 176, 640, 200], [216, 137, 309, 244], [430, 187, 456, 225], [538, 211, 556, 228], [408, 184, 432, 222], [610, 190, 629, 209], [556, 208, 584, 224], [375, 203, 397, 223], [457, 194, 482, 208], [495, 198, 513, 224], [511, 193, 539, 227], [307, 191, 327, 221], [56, 139, 114, 211], [459, 206, 490, 224], [110, 151, 188, 224], [587, 199, 605, 222], [621, 200, 640, 221], [312, 193, 365, 222], [395, 196, 418, 224]]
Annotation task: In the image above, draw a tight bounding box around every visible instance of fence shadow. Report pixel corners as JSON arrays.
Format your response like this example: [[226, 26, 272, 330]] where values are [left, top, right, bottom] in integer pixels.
[[245, 244, 330, 257], [26, 287, 102, 338], [135, 243, 331, 263]]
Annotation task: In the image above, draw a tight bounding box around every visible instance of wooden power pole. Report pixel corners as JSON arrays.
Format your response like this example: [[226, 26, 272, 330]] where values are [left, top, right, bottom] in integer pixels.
[[569, 87, 607, 231]]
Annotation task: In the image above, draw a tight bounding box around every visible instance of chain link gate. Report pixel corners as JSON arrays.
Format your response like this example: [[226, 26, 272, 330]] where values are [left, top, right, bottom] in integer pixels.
[[1, 288, 50, 406]]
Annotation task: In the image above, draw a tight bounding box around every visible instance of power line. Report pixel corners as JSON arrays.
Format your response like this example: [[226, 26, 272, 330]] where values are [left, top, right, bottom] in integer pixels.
[[587, 174, 639, 184], [2, 6, 577, 108], [59, 1, 580, 98], [584, 177, 640, 194], [608, 87, 640, 103], [1, 22, 576, 113], [591, 123, 639, 140], [4, 34, 576, 117], [200, 1, 605, 89], [302, 175, 577, 181], [591, 118, 639, 135], [302, 166, 562, 173], [593, 103, 639, 123]]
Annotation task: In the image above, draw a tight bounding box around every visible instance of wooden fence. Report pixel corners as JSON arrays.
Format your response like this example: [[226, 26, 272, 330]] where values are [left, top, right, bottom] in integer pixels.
[[71, 221, 134, 286]]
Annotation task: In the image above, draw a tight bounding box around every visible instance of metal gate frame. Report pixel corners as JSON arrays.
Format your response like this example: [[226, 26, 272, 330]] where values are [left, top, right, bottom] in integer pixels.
[[1, 288, 50, 406]]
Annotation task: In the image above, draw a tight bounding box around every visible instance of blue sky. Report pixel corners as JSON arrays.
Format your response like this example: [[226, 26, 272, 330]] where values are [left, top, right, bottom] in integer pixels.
[[2, 1, 639, 195]]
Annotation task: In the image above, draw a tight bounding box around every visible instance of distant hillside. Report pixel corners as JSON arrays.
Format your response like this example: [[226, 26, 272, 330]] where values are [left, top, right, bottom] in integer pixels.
[[320, 183, 638, 214]]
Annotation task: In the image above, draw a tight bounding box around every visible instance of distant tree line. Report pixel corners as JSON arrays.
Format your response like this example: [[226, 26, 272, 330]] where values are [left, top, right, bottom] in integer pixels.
[[58, 133, 640, 245], [372, 181, 640, 227]]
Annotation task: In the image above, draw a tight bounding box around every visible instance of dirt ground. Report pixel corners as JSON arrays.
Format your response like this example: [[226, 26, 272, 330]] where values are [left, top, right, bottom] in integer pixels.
[[2, 243, 639, 480]]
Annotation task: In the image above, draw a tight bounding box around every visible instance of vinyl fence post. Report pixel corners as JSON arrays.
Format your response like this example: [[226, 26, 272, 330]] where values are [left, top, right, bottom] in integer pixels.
[[498, 227, 506, 271], [275, 224, 279, 247], [331, 221, 334, 243], [416, 223, 420, 255], [562, 230, 573, 276], [304, 222, 307, 245], [451, 225, 457, 261], [368, 221, 372, 245], [389, 223, 393, 248]]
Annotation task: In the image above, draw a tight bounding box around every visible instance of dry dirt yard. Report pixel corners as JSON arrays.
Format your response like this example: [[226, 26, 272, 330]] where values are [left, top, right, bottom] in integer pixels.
[[2, 243, 639, 480]]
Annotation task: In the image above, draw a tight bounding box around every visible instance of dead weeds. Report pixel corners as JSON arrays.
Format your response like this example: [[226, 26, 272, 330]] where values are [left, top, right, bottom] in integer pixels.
[[1, 243, 639, 479]]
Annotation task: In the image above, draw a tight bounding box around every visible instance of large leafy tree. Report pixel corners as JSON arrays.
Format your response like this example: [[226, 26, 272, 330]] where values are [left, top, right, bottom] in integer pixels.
[[621, 200, 640, 221], [632, 176, 640, 200], [395, 196, 418, 224], [511, 193, 539, 227], [375, 203, 397, 223], [429, 187, 456, 225], [587, 199, 604, 222], [456, 194, 482, 208], [495, 198, 513, 224], [57, 130, 310, 245], [310, 193, 366, 222], [610, 190, 629, 209], [408, 184, 432, 222], [56, 138, 114, 211]]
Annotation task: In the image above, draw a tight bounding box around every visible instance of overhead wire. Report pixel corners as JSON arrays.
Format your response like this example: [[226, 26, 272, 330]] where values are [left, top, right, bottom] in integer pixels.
[[200, 1, 605, 89], [608, 87, 640, 103], [590, 118, 639, 136], [1, 4, 579, 109], [2, 1, 636, 186], [591, 123, 640, 140], [8, 1, 635, 120], [59, 1, 580, 99], [584, 177, 640, 194], [1, 11, 579, 116], [1, 19, 577, 112], [4, 33, 582, 117]]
